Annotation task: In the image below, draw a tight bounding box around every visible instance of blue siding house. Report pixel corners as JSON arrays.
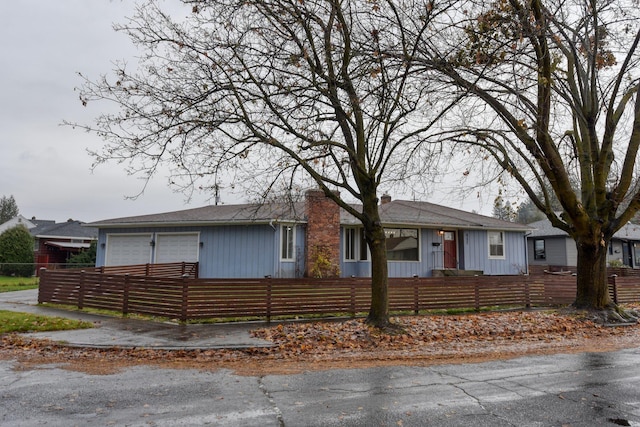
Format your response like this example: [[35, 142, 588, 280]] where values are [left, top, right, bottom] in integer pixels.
[[89, 190, 531, 278], [527, 218, 640, 269]]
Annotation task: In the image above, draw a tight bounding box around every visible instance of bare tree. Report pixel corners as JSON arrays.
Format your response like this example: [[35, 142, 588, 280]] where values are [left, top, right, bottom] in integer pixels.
[[70, 0, 454, 328], [415, 0, 640, 319]]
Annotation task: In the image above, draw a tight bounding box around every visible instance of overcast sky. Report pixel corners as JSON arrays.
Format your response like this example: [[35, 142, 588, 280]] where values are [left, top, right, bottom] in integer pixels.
[[0, 0, 494, 224]]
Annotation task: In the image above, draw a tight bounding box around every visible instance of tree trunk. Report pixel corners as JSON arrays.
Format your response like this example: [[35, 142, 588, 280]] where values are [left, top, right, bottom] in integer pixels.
[[574, 235, 612, 310], [361, 196, 390, 328]]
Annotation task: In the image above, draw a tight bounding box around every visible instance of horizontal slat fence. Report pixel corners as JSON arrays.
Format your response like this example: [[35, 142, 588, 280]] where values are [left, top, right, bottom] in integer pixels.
[[37, 267, 640, 322], [91, 262, 199, 278]]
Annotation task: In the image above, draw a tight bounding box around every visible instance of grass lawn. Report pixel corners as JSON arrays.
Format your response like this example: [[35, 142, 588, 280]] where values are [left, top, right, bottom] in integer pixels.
[[0, 276, 39, 292], [0, 310, 93, 334], [0, 277, 93, 333]]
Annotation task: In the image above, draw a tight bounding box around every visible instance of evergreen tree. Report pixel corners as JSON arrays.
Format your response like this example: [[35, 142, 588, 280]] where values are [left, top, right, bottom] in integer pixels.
[[493, 196, 516, 222], [0, 195, 19, 224], [0, 225, 34, 277], [516, 199, 545, 224]]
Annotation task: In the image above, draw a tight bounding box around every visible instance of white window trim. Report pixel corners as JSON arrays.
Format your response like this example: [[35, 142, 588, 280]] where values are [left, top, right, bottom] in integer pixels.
[[344, 227, 357, 262], [488, 231, 506, 260], [280, 224, 296, 261]]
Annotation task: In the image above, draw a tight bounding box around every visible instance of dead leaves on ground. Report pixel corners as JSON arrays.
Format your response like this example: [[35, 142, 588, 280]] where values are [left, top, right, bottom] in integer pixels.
[[2, 310, 639, 375], [250, 311, 616, 358]]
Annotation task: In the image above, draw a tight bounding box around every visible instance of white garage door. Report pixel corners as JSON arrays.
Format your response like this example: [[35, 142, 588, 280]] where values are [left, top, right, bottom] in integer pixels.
[[106, 234, 152, 266], [155, 233, 199, 263]]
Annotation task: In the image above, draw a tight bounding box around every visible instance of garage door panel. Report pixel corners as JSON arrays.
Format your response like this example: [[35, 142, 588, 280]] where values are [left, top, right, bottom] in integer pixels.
[[106, 234, 152, 266], [155, 233, 199, 263]]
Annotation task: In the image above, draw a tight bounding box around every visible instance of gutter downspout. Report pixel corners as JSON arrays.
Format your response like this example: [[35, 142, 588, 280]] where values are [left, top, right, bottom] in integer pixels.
[[270, 220, 278, 277], [524, 232, 532, 275]]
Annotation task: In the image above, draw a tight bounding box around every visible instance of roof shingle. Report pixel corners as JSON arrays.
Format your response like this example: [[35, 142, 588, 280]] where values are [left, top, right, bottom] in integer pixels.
[[89, 199, 530, 231]]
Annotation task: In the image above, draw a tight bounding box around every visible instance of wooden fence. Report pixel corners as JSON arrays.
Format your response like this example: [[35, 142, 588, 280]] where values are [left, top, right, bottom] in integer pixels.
[[37, 267, 640, 322], [91, 262, 199, 278]]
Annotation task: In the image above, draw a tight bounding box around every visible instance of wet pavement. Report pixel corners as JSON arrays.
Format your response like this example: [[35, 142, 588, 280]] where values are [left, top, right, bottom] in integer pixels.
[[0, 289, 273, 349], [3, 290, 640, 425], [2, 346, 640, 426]]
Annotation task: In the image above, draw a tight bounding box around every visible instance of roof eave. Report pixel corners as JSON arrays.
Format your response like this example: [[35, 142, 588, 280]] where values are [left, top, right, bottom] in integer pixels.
[[90, 218, 307, 228], [35, 234, 97, 240], [372, 220, 531, 231]]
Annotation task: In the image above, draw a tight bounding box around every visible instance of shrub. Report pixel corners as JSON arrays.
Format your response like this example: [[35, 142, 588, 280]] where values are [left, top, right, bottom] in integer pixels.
[[0, 225, 34, 277], [67, 241, 97, 266]]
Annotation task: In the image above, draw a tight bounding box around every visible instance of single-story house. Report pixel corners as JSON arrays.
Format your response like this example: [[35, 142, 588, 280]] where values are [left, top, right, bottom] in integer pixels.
[[0, 216, 98, 271], [0, 215, 35, 235], [28, 218, 98, 269], [527, 217, 640, 269], [88, 190, 532, 278]]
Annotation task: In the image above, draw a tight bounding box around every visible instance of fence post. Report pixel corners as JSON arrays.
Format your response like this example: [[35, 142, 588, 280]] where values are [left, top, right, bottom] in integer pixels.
[[610, 274, 618, 305], [122, 274, 130, 316], [524, 276, 531, 309], [266, 276, 272, 323], [474, 280, 480, 311], [350, 276, 356, 317], [38, 268, 47, 303], [180, 275, 189, 322], [413, 275, 420, 314], [145, 263, 151, 276], [78, 270, 86, 310]]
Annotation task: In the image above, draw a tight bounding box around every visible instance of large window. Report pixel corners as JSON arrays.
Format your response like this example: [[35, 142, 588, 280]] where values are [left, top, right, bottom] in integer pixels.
[[488, 231, 505, 259], [281, 225, 295, 260], [385, 228, 419, 261], [534, 239, 546, 260], [345, 228, 369, 261]]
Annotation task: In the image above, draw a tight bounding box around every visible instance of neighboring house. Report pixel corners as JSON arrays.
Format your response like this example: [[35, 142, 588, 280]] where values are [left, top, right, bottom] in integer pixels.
[[30, 219, 98, 268], [0, 216, 99, 269], [89, 190, 531, 278], [0, 215, 36, 235], [527, 218, 640, 269]]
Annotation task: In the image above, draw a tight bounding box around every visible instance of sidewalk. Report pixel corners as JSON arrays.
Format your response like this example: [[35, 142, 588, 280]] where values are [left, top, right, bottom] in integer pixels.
[[0, 289, 274, 350]]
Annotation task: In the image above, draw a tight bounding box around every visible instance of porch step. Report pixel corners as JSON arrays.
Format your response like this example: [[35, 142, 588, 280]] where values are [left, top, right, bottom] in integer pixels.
[[432, 269, 483, 277]]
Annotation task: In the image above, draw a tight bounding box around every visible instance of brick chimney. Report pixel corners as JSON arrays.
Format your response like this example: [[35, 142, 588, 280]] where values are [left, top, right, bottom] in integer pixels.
[[305, 189, 341, 277], [380, 194, 391, 204]]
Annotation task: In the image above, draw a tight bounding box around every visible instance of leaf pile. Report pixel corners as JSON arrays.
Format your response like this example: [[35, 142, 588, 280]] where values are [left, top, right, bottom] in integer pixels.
[[251, 311, 613, 358], [2, 310, 639, 375]]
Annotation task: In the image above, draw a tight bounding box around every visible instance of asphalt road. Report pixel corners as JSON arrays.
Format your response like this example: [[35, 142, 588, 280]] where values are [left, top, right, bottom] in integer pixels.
[[2, 347, 640, 426]]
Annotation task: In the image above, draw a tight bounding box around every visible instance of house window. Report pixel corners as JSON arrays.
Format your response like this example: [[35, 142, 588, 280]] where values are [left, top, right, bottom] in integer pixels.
[[345, 228, 369, 261], [345, 228, 356, 261], [488, 231, 505, 259], [534, 239, 546, 260], [281, 225, 295, 260], [385, 228, 419, 261], [360, 229, 369, 261]]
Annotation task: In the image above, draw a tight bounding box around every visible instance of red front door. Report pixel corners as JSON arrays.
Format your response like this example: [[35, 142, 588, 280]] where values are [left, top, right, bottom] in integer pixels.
[[443, 231, 457, 269]]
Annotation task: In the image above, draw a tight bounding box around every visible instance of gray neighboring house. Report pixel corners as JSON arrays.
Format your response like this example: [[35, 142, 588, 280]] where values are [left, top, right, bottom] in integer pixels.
[[89, 190, 531, 279], [527, 218, 640, 269]]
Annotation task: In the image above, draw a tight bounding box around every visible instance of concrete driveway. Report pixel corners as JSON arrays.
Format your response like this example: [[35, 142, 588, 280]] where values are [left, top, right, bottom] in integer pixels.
[[0, 289, 272, 349]]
